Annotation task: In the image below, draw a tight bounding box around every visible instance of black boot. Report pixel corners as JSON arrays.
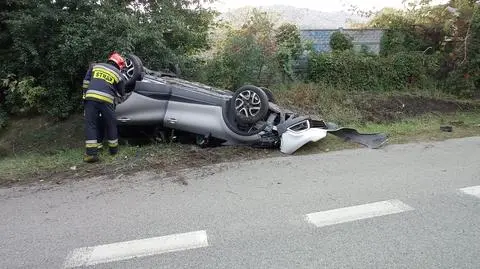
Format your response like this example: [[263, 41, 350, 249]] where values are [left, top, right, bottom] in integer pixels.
[[83, 154, 100, 163], [109, 146, 118, 156]]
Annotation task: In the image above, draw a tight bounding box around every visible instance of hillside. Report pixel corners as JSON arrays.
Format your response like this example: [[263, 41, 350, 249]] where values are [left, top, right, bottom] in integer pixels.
[[218, 5, 369, 29]]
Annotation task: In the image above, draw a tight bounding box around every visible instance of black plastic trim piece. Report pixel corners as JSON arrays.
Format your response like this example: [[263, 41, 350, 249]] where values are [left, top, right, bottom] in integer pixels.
[[276, 116, 310, 135]]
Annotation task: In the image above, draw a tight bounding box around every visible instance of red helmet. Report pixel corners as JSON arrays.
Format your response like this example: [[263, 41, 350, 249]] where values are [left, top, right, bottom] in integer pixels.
[[107, 52, 126, 70]]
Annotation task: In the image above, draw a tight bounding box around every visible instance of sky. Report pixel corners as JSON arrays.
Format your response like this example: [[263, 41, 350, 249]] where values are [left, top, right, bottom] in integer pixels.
[[208, 0, 449, 13]]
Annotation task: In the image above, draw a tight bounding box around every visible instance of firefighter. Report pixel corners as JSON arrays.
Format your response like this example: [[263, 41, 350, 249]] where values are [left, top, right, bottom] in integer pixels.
[[82, 62, 106, 151], [82, 52, 126, 163]]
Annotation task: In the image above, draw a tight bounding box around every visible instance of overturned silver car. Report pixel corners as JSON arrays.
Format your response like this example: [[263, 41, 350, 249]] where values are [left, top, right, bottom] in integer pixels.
[[115, 54, 387, 154]]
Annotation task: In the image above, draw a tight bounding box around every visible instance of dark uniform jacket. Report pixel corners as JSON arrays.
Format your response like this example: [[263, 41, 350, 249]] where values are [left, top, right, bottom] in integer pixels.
[[82, 63, 126, 104]]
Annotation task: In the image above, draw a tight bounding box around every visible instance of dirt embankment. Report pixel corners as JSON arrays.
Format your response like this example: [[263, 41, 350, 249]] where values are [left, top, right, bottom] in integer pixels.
[[355, 94, 480, 123]]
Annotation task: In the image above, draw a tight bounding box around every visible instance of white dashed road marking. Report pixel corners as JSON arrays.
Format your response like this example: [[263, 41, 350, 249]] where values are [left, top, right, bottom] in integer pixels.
[[459, 185, 480, 199], [63, 230, 208, 268], [305, 199, 414, 228]]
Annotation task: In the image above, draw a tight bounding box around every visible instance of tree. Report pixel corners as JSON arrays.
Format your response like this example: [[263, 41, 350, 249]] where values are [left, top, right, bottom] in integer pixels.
[[442, 0, 480, 97], [275, 23, 303, 82], [330, 31, 354, 51], [0, 0, 218, 118], [201, 9, 307, 88]]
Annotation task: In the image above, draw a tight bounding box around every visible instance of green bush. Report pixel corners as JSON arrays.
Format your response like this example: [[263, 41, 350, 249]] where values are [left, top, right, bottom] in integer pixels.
[[384, 51, 440, 89], [330, 31, 354, 52], [307, 51, 383, 91], [0, 74, 75, 127], [3, 76, 47, 115], [307, 50, 439, 91], [442, 68, 476, 98], [1, 75, 52, 116], [379, 28, 429, 56]]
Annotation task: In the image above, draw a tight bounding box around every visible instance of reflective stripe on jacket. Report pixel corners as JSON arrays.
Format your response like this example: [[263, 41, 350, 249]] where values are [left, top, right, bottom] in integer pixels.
[[82, 63, 125, 104]]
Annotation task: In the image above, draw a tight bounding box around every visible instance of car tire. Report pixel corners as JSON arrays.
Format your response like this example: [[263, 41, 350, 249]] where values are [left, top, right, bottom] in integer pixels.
[[232, 85, 269, 124], [261, 87, 276, 103], [124, 54, 144, 91]]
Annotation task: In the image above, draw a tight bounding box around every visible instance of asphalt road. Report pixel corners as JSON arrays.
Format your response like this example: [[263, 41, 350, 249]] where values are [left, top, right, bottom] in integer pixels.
[[1, 137, 480, 269]]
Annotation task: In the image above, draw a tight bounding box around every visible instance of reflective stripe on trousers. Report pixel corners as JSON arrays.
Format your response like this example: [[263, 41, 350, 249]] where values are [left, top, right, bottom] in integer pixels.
[[84, 100, 118, 156]]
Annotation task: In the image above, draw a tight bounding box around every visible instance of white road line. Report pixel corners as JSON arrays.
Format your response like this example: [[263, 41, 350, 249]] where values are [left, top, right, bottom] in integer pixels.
[[305, 199, 414, 228], [63, 230, 208, 268], [459, 185, 480, 199]]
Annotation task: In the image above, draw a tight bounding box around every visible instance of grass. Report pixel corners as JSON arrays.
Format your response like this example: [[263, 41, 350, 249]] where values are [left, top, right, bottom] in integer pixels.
[[0, 136, 278, 185], [270, 82, 479, 125], [0, 148, 82, 181], [0, 115, 84, 157], [362, 112, 480, 143], [1, 84, 480, 186]]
